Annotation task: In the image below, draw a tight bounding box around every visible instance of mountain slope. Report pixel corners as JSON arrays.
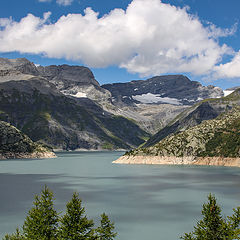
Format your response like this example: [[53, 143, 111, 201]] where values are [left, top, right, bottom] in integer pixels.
[[144, 88, 240, 147], [114, 106, 240, 166], [102, 75, 223, 134], [139, 106, 240, 158], [0, 120, 55, 159], [37, 64, 111, 105], [0, 79, 149, 150]]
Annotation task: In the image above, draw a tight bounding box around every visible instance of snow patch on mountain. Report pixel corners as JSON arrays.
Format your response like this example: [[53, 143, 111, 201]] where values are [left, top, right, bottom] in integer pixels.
[[132, 93, 182, 105], [224, 90, 234, 97], [69, 92, 87, 98]]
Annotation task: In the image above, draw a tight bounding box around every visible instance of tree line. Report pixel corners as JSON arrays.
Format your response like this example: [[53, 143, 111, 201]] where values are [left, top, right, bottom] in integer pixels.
[[4, 187, 240, 240], [3, 186, 116, 240]]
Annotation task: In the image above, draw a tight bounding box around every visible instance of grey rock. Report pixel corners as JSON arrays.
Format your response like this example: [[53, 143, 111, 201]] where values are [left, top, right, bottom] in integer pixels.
[[102, 75, 223, 106], [144, 89, 240, 147]]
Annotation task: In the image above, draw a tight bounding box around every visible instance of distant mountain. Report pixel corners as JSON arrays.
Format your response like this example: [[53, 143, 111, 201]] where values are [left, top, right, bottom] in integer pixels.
[[0, 57, 227, 151], [114, 105, 240, 166], [0, 57, 150, 150], [226, 86, 240, 91], [0, 79, 149, 150], [223, 86, 240, 97], [37, 64, 111, 105], [102, 75, 223, 106], [144, 88, 240, 147], [0, 120, 55, 159], [0, 57, 111, 105]]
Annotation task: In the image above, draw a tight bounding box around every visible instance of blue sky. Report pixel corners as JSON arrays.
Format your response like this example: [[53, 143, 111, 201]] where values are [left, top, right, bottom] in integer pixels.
[[0, 0, 240, 89]]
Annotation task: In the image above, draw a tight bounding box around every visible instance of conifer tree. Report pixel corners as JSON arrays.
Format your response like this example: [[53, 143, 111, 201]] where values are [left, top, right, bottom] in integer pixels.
[[181, 194, 240, 240], [22, 186, 58, 240], [58, 192, 95, 240], [96, 213, 117, 240]]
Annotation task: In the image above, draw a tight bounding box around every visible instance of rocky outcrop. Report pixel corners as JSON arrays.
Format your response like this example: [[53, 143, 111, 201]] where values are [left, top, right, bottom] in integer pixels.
[[37, 64, 112, 105], [113, 155, 240, 167], [102, 75, 223, 106], [0, 121, 55, 159], [0, 58, 39, 82]]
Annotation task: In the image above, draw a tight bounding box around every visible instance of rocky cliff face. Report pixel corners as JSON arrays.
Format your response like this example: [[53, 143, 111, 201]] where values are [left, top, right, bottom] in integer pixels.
[[0, 58, 39, 82], [37, 64, 111, 105], [102, 75, 223, 134], [0, 120, 55, 159], [102, 75, 223, 106]]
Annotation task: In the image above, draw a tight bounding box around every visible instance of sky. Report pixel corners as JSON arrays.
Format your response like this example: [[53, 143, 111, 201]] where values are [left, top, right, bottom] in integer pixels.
[[0, 0, 240, 89]]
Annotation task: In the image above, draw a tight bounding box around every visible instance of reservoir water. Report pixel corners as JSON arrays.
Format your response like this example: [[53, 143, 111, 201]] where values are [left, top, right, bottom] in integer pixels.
[[0, 151, 240, 239]]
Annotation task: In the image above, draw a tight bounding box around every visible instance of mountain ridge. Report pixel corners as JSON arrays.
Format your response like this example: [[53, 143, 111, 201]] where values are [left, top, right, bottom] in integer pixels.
[[113, 92, 240, 166], [0, 57, 234, 151]]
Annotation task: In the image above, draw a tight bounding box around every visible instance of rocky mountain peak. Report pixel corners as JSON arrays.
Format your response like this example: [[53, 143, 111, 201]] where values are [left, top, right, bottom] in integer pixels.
[[0, 57, 39, 75], [37, 64, 99, 86], [102, 74, 224, 106]]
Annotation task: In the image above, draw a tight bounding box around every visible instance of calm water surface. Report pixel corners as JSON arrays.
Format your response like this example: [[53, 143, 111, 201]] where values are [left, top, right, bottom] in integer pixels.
[[0, 151, 240, 240]]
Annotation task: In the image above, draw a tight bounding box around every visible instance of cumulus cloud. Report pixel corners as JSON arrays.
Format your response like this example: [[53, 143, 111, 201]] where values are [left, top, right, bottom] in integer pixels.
[[213, 52, 240, 79], [0, 0, 238, 78]]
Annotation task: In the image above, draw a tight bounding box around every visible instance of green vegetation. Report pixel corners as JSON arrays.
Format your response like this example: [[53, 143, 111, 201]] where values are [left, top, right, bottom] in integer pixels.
[[3, 186, 117, 240], [0, 121, 51, 156], [0, 85, 150, 151], [128, 106, 240, 158], [102, 142, 114, 150], [181, 194, 240, 240]]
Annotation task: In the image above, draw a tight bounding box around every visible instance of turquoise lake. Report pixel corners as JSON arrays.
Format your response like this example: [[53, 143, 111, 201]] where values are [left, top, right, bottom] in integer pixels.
[[0, 151, 240, 239]]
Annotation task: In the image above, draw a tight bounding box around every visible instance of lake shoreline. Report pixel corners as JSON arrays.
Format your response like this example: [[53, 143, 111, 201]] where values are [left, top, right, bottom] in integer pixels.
[[113, 155, 240, 167], [0, 151, 56, 159]]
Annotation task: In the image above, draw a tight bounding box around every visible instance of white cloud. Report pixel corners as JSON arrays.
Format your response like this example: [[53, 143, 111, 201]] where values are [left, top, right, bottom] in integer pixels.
[[38, 0, 51, 2], [214, 52, 240, 79], [0, 0, 238, 79], [56, 0, 73, 6]]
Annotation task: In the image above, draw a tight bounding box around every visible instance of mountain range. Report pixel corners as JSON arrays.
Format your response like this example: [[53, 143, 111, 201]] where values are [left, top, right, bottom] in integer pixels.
[[0, 57, 231, 152], [114, 89, 240, 166]]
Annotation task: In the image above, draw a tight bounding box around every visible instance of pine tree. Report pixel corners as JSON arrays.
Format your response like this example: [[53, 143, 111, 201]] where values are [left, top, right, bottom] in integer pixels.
[[181, 194, 240, 240], [194, 193, 225, 239], [96, 213, 117, 240], [226, 207, 240, 239], [22, 185, 58, 240], [58, 192, 95, 240]]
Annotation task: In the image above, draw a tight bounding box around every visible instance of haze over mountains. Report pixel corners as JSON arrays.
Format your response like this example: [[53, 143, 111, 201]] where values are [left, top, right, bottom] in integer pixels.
[[0, 57, 232, 152]]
